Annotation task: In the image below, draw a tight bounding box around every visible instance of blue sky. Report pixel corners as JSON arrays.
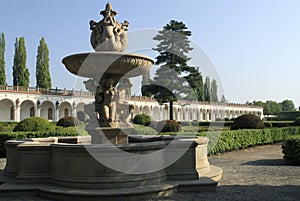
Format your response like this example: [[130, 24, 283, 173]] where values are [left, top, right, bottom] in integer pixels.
[[1, 0, 300, 106]]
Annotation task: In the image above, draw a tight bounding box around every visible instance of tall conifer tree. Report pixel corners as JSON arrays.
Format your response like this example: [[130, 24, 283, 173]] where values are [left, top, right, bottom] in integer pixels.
[[143, 20, 193, 120], [211, 79, 218, 102], [13, 37, 30, 87], [36, 37, 51, 88], [204, 76, 211, 102], [0, 33, 6, 85]]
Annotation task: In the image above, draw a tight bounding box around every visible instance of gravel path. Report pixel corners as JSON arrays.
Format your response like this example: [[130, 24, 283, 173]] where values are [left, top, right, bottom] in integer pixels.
[[1, 143, 300, 201], [153, 143, 300, 201]]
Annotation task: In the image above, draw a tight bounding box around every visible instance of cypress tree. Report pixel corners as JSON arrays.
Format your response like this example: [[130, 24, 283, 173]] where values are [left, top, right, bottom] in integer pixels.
[[36, 37, 51, 89], [211, 79, 218, 102], [13, 37, 30, 87], [0, 33, 5, 85], [204, 76, 211, 102]]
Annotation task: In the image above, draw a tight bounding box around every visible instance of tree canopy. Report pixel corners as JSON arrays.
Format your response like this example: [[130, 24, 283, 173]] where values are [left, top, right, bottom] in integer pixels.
[[36, 37, 51, 88], [13, 37, 30, 87], [143, 20, 194, 120], [0, 33, 5, 85]]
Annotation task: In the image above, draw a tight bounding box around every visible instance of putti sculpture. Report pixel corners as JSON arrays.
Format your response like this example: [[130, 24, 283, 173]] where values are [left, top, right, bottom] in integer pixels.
[[62, 2, 154, 143]]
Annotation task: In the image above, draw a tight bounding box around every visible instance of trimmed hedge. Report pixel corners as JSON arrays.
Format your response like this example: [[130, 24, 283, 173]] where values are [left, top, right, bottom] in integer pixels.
[[275, 111, 300, 121], [201, 127, 300, 155], [282, 135, 300, 165], [13, 117, 54, 132], [133, 114, 151, 126], [231, 114, 265, 130], [132, 124, 158, 135], [57, 116, 82, 128], [0, 128, 83, 157]]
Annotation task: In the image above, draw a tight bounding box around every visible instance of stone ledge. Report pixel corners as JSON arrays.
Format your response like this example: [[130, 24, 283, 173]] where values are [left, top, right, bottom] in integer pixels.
[[0, 177, 217, 201]]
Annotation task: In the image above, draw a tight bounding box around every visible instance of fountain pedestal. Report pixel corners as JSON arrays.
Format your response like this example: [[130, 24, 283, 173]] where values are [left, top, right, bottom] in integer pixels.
[[86, 127, 132, 144]]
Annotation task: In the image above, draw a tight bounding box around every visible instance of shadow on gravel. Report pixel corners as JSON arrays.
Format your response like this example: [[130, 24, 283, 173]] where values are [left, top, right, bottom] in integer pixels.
[[153, 185, 300, 201], [241, 159, 286, 166]]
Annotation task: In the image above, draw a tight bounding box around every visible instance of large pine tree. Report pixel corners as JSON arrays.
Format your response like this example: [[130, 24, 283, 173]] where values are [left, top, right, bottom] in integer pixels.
[[143, 20, 193, 120], [0, 33, 5, 85], [13, 37, 30, 87], [36, 37, 51, 89]]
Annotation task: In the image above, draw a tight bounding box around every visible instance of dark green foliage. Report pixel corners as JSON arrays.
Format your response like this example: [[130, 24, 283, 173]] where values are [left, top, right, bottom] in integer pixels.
[[231, 114, 265, 130], [0, 33, 6, 85], [202, 127, 300, 155], [292, 117, 300, 126], [144, 20, 194, 120], [13, 37, 30, 87], [281, 100, 295, 112], [0, 124, 3, 132], [282, 135, 300, 165], [211, 79, 218, 102], [36, 37, 51, 88], [161, 120, 180, 133], [57, 116, 81, 127], [276, 111, 300, 121], [133, 114, 151, 126], [13, 117, 54, 132], [204, 76, 211, 102], [132, 124, 158, 135], [183, 66, 204, 101], [0, 129, 81, 157]]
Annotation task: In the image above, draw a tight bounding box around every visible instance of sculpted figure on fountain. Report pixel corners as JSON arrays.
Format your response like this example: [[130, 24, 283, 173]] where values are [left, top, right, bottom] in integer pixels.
[[90, 2, 129, 52]]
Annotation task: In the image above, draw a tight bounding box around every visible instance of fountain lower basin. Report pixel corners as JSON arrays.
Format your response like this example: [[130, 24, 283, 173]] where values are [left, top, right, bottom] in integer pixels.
[[2, 135, 223, 200]]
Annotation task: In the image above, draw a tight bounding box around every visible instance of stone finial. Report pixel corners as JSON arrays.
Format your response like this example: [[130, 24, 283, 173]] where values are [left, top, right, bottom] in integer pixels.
[[90, 3, 129, 52]]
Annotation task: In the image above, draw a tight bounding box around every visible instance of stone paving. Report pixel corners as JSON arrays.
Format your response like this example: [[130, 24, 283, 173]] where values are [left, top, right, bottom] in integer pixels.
[[1, 143, 300, 201]]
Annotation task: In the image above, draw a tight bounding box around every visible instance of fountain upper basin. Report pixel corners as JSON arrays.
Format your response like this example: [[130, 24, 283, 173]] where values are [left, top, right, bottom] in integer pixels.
[[62, 52, 154, 80]]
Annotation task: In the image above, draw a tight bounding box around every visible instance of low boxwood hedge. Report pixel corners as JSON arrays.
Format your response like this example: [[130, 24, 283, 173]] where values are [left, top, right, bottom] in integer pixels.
[[202, 127, 300, 155], [0, 128, 82, 157], [282, 135, 300, 165]]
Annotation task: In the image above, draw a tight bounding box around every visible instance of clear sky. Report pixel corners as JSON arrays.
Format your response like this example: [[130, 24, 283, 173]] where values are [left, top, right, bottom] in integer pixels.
[[1, 0, 300, 106]]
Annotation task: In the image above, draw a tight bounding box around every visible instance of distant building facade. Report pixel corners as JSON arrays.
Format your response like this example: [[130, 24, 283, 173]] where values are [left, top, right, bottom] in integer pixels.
[[0, 85, 263, 122]]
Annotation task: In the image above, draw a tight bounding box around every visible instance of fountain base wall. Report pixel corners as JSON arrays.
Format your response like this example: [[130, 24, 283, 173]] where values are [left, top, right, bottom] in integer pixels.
[[2, 135, 222, 200]]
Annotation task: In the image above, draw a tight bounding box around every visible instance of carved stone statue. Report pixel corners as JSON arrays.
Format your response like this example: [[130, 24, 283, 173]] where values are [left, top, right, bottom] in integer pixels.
[[90, 2, 129, 52], [116, 78, 134, 127]]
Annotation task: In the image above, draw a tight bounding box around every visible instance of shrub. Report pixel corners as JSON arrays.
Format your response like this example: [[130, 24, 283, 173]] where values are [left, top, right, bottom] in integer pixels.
[[231, 114, 265, 130], [282, 135, 300, 165], [132, 124, 158, 135], [161, 120, 180, 133], [0, 124, 3, 132], [13, 117, 54, 132], [202, 127, 300, 155], [133, 114, 151, 126], [57, 116, 81, 127]]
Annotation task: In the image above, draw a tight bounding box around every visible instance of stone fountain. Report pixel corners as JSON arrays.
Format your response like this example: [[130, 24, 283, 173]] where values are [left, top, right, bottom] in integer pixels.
[[62, 2, 154, 144], [0, 3, 223, 201]]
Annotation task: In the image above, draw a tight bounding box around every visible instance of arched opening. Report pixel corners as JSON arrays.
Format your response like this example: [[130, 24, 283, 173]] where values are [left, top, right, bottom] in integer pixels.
[[48, 108, 53, 120], [40, 101, 55, 120], [64, 108, 69, 117], [30, 107, 35, 117], [0, 99, 15, 121], [20, 100, 35, 120]]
